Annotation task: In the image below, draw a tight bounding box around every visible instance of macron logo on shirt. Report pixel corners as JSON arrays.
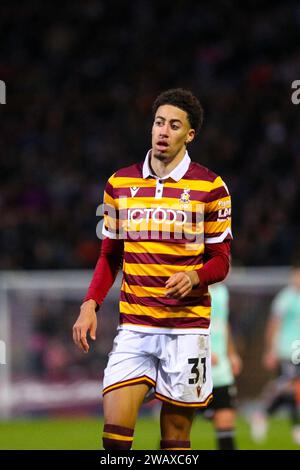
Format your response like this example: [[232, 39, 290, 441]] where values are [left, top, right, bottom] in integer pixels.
[[130, 186, 140, 197]]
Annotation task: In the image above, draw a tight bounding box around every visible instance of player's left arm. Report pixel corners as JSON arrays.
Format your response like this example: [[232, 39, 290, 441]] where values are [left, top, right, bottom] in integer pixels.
[[165, 176, 232, 299], [165, 242, 230, 299]]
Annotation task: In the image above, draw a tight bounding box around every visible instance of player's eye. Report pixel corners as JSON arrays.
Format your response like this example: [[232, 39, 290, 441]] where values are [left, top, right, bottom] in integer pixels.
[[155, 120, 164, 126]]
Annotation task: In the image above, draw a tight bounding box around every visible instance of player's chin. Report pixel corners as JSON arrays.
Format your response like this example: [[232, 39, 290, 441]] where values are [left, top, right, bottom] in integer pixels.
[[153, 149, 170, 160]]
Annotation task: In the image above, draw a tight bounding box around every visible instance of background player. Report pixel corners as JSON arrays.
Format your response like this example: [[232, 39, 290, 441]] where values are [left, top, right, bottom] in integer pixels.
[[250, 265, 300, 445], [203, 282, 242, 450]]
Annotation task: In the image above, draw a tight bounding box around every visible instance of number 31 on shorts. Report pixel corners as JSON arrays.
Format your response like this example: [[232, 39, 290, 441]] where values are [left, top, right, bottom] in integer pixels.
[[188, 357, 207, 385]]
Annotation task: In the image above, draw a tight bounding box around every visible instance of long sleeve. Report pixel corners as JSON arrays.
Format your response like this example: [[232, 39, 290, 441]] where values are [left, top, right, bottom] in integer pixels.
[[196, 241, 230, 286], [83, 237, 124, 309]]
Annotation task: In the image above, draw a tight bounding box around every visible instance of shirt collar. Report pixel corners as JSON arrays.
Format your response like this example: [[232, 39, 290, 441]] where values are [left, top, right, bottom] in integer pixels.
[[142, 150, 191, 182]]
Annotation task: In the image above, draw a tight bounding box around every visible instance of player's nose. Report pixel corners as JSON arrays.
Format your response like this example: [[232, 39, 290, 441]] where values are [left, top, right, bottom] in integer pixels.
[[159, 123, 170, 137]]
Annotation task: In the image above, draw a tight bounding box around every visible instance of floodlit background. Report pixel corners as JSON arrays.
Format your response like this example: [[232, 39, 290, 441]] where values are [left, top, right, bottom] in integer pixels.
[[0, 0, 300, 449]]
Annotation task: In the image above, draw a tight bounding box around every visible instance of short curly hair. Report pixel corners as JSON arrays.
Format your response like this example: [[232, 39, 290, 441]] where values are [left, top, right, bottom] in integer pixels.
[[152, 88, 204, 134]]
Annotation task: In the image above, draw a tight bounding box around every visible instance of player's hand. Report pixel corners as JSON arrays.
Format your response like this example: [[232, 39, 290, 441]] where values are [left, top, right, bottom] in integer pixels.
[[72, 299, 98, 353], [229, 353, 242, 376], [263, 351, 278, 371], [211, 353, 219, 366], [165, 271, 199, 299]]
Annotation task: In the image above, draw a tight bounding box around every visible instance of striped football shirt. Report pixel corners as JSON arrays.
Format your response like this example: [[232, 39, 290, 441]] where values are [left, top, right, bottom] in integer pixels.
[[102, 150, 232, 334]]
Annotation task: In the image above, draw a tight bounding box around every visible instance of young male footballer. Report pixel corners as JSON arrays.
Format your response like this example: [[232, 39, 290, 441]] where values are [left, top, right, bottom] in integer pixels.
[[73, 88, 232, 450]]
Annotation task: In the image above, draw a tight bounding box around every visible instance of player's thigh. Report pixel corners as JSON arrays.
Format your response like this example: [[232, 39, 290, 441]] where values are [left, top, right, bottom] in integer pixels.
[[157, 334, 212, 406], [103, 383, 150, 428], [103, 329, 157, 394], [160, 402, 195, 440]]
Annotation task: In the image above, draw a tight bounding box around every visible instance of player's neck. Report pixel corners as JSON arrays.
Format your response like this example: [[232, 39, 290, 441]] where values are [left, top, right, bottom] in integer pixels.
[[150, 148, 186, 178]]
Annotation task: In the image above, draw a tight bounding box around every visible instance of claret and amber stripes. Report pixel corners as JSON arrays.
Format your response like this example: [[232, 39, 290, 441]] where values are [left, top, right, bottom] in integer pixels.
[[160, 439, 191, 450], [103, 424, 134, 451], [102, 160, 232, 332], [155, 391, 213, 408], [120, 314, 210, 329], [103, 375, 156, 396]]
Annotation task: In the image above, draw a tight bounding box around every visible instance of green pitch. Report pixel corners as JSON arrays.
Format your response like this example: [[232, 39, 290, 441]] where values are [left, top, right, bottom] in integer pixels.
[[0, 416, 298, 450]]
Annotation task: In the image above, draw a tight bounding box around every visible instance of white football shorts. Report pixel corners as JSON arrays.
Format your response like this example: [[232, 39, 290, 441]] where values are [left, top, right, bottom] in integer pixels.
[[102, 329, 212, 408]]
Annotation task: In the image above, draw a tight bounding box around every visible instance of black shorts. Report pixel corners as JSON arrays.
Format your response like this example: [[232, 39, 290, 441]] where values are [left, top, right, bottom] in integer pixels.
[[280, 361, 300, 381], [206, 384, 237, 411]]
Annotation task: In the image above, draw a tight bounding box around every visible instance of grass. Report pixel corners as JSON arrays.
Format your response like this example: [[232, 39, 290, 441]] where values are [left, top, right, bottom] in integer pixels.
[[0, 416, 298, 450]]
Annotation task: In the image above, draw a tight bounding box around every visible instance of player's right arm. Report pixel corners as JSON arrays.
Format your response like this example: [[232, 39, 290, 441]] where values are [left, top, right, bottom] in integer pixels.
[[73, 174, 123, 353], [72, 237, 123, 352], [73, 299, 98, 353]]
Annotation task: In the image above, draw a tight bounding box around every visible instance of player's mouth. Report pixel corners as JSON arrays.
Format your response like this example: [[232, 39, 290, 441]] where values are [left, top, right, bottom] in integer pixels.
[[156, 140, 169, 152]]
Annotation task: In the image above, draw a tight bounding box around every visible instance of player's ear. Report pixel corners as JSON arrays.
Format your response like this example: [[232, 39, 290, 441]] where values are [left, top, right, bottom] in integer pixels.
[[186, 129, 195, 145]]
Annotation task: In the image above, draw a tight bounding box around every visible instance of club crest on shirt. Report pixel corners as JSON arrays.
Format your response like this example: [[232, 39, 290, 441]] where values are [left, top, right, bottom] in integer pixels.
[[179, 188, 190, 207]]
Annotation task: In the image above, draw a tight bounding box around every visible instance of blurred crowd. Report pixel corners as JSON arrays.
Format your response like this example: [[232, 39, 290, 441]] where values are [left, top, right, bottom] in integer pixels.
[[1, 0, 300, 269]]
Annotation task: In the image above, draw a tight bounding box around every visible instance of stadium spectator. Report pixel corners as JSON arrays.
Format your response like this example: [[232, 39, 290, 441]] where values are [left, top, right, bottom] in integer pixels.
[[1, 1, 300, 269]]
